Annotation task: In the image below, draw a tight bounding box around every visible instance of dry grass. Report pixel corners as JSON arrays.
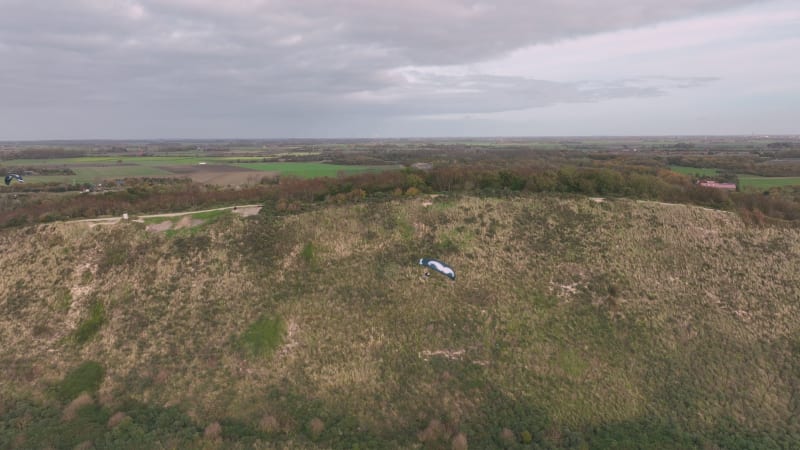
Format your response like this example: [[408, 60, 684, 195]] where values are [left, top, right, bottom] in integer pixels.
[[62, 393, 93, 421], [107, 411, 127, 428], [259, 414, 280, 433], [204, 421, 222, 441], [418, 418, 448, 443], [452, 432, 468, 450], [2, 194, 800, 447], [308, 417, 325, 438]]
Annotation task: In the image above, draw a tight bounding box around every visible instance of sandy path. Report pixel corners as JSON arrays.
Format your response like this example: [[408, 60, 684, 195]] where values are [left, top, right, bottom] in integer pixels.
[[69, 204, 263, 227]]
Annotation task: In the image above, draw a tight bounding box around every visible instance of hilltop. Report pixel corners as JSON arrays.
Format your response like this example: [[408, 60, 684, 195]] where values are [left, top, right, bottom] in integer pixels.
[[2, 193, 800, 449]]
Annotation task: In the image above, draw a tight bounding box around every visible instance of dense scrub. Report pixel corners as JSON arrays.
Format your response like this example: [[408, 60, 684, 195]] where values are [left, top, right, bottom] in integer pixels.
[[2, 194, 800, 448], [4, 161, 800, 229]]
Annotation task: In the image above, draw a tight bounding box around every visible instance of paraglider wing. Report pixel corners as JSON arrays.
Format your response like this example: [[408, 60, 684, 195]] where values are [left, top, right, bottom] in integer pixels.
[[419, 258, 456, 280], [4, 174, 23, 185]]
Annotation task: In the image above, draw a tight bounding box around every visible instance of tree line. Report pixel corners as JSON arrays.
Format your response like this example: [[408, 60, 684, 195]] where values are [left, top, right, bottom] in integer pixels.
[[2, 162, 799, 228]]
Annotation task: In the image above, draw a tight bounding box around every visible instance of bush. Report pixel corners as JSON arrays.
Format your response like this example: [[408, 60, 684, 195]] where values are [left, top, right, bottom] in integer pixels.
[[301, 242, 315, 265], [238, 316, 285, 359], [73, 301, 105, 344], [55, 362, 105, 402]]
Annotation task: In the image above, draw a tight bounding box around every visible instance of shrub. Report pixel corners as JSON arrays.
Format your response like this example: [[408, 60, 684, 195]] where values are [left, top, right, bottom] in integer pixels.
[[300, 242, 315, 265], [97, 242, 129, 273], [238, 316, 285, 359], [73, 301, 105, 344], [55, 362, 105, 402]]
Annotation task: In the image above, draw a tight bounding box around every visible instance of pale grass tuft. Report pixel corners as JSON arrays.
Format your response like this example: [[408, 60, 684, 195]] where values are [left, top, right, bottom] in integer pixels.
[[259, 414, 280, 433], [204, 421, 222, 440], [63, 392, 93, 421], [499, 428, 515, 445], [311, 356, 380, 394], [276, 319, 299, 358], [108, 411, 128, 428], [146, 220, 173, 232], [309, 417, 325, 437], [74, 441, 94, 450], [154, 368, 170, 385], [12, 434, 27, 448], [173, 216, 205, 229], [418, 419, 447, 443], [419, 349, 465, 361], [452, 432, 468, 450], [97, 390, 114, 408]]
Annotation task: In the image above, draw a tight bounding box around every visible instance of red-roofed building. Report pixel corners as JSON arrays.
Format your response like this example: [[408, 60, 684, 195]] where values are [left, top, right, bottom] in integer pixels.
[[698, 180, 737, 190]]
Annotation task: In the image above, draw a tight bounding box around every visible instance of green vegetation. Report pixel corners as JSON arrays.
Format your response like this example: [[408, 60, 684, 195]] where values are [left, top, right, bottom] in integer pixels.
[[238, 315, 285, 359], [669, 165, 719, 176], [234, 162, 399, 178], [2, 155, 259, 167], [163, 209, 231, 238], [98, 241, 130, 272], [54, 361, 105, 402], [670, 166, 800, 190], [73, 301, 105, 344], [187, 209, 231, 221], [3, 137, 800, 447], [738, 175, 800, 189], [2, 155, 398, 185], [2, 194, 800, 448], [300, 241, 316, 267], [142, 208, 229, 225]]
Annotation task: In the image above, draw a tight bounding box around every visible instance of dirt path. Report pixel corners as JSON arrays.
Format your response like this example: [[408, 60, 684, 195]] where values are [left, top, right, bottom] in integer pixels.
[[69, 204, 263, 227]]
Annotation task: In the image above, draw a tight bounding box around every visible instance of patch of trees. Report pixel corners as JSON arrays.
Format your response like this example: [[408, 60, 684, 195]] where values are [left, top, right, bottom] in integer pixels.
[[3, 158, 800, 228], [0, 148, 87, 160]]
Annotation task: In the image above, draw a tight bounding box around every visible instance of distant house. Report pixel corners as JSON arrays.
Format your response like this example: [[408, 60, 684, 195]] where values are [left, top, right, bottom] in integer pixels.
[[411, 162, 433, 171], [698, 180, 737, 190]]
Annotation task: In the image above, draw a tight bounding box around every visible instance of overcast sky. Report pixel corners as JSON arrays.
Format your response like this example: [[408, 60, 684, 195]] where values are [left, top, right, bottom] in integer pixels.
[[0, 0, 797, 139]]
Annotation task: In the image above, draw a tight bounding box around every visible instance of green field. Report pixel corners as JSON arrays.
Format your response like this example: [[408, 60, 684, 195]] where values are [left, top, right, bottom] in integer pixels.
[[1, 156, 401, 184], [671, 166, 800, 190], [1, 155, 264, 166], [233, 162, 401, 178], [738, 175, 800, 189]]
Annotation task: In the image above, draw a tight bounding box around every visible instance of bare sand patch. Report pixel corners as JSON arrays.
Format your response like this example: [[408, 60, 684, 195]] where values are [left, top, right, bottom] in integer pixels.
[[232, 206, 261, 217], [146, 220, 174, 232], [173, 216, 205, 229]]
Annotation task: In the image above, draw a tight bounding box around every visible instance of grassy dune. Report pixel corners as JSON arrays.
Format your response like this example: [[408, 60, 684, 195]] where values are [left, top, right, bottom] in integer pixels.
[[1, 194, 800, 448]]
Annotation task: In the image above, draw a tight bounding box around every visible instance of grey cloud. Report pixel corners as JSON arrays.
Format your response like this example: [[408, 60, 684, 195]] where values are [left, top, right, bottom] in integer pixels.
[[336, 74, 718, 117], [0, 0, 757, 138]]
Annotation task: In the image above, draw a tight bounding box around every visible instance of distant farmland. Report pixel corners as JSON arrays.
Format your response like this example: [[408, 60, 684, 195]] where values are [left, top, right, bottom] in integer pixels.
[[738, 175, 800, 189], [1, 156, 402, 185], [232, 162, 401, 178], [670, 165, 800, 190]]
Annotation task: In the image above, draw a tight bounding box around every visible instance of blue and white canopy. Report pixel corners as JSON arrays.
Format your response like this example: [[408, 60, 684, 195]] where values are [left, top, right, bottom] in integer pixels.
[[4, 174, 23, 186], [419, 258, 456, 280]]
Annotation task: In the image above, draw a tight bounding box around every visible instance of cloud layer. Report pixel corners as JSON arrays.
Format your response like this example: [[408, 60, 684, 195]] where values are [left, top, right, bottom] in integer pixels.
[[0, 0, 794, 138]]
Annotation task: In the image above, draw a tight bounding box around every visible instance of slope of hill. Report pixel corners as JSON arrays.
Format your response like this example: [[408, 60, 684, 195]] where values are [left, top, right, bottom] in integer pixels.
[[2, 194, 800, 449]]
